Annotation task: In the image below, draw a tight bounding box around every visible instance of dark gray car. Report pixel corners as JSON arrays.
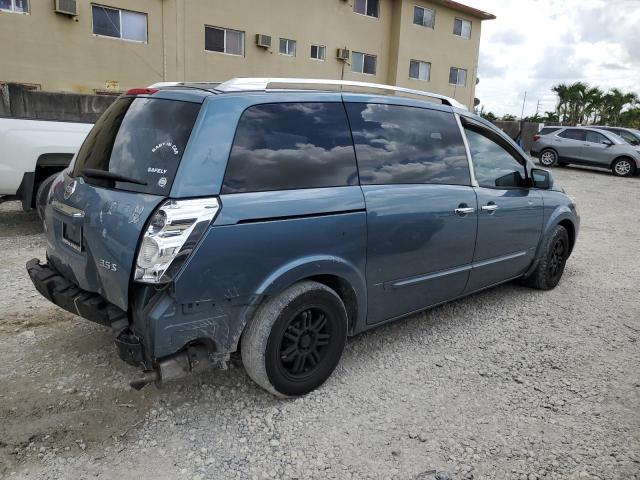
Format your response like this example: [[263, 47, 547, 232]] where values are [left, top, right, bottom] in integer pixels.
[[531, 126, 640, 177], [26, 78, 580, 397]]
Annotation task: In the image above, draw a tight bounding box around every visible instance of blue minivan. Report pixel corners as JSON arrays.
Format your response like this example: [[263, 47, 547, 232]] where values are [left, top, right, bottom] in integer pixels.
[[27, 78, 579, 397]]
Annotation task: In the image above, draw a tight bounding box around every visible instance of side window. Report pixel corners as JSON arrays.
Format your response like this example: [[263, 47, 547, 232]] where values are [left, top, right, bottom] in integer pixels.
[[584, 131, 608, 144], [345, 103, 470, 186], [558, 129, 586, 141], [464, 127, 525, 189], [222, 103, 358, 194]]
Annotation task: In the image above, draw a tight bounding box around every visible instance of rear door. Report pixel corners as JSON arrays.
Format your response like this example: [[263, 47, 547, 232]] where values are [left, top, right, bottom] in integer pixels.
[[555, 129, 586, 162], [345, 101, 478, 324], [44, 94, 202, 310], [461, 121, 543, 292]]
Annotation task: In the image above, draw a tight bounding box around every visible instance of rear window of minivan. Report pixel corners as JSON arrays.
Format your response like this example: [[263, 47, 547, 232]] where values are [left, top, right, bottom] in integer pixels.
[[222, 102, 358, 194], [345, 103, 470, 186], [72, 97, 201, 195]]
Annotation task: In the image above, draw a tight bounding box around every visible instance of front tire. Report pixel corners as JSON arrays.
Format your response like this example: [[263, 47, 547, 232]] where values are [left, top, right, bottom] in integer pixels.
[[611, 157, 636, 177], [522, 225, 569, 290], [539, 149, 558, 167], [241, 281, 348, 397]]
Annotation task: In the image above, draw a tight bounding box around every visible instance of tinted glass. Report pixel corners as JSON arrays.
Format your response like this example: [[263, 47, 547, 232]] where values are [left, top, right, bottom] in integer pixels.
[[205, 26, 225, 52], [617, 130, 640, 145], [363, 54, 377, 74], [539, 127, 560, 135], [92, 5, 120, 38], [465, 128, 525, 188], [72, 98, 201, 195], [346, 103, 470, 186], [585, 131, 608, 143], [558, 129, 586, 141], [222, 103, 358, 194], [366, 0, 379, 17]]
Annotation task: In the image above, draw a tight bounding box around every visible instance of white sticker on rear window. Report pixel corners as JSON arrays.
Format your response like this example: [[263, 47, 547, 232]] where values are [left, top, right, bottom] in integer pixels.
[[152, 141, 179, 155]]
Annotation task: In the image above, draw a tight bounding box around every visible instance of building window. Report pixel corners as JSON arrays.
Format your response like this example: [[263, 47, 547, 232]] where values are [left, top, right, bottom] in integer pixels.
[[352, 52, 377, 75], [453, 18, 471, 38], [0, 0, 28, 13], [409, 60, 431, 81], [205, 26, 244, 56], [449, 67, 467, 86], [353, 0, 379, 18], [413, 6, 435, 28], [92, 5, 147, 42], [279, 38, 296, 56], [310, 44, 326, 61]]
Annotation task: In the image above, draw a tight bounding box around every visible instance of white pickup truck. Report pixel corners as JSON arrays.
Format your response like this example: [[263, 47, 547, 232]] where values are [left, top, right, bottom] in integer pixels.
[[0, 117, 92, 210]]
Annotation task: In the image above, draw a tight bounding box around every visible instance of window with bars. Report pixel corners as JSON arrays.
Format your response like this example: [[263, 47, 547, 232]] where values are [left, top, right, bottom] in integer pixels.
[[205, 26, 244, 56], [92, 5, 147, 42]]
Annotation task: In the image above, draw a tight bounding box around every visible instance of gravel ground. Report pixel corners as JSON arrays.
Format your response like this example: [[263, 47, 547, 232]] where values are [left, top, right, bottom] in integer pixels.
[[1, 166, 639, 480]]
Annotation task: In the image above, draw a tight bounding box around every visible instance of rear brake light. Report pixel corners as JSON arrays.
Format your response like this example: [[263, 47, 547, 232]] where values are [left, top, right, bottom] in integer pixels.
[[126, 88, 158, 96], [533, 135, 540, 141], [134, 198, 220, 284]]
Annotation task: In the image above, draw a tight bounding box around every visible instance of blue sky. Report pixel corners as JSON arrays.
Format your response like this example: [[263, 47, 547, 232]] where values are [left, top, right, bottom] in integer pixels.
[[463, 0, 640, 116]]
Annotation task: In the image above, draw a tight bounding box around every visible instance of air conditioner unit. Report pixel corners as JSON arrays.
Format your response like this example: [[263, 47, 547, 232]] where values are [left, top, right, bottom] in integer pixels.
[[256, 34, 272, 48], [337, 48, 350, 61], [54, 0, 77, 16]]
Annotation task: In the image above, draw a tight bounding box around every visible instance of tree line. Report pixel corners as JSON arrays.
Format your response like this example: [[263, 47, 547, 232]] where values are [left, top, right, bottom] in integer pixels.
[[479, 82, 640, 128]]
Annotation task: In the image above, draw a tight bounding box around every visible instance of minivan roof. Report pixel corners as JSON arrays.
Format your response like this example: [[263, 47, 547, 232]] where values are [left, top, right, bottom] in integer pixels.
[[148, 77, 468, 110]]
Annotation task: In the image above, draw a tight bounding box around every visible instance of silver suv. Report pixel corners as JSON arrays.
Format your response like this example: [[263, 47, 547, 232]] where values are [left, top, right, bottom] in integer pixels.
[[531, 126, 640, 177]]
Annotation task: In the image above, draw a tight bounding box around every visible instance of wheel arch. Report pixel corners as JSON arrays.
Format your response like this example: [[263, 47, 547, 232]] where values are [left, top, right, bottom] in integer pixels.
[[256, 256, 367, 335], [609, 155, 636, 170]]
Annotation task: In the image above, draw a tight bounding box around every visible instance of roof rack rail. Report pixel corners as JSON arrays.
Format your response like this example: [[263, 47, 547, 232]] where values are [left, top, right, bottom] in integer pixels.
[[214, 77, 467, 110]]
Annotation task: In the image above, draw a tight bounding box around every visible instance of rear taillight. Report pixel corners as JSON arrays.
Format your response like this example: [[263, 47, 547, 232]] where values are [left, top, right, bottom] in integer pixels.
[[134, 198, 220, 284], [533, 135, 541, 141]]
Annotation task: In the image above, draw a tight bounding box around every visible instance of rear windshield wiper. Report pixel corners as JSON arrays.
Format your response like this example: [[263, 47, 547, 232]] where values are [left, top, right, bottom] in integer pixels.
[[81, 168, 148, 186]]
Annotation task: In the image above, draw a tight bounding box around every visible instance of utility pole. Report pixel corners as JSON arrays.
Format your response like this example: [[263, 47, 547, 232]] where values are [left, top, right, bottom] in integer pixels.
[[535, 99, 540, 118], [520, 91, 527, 120]]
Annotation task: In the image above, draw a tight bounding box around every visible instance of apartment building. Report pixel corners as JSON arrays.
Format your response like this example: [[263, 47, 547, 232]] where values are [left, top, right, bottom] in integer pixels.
[[0, 0, 494, 108]]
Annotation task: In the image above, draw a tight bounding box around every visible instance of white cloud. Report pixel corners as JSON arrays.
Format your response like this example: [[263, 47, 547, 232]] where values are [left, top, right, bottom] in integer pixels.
[[465, 0, 640, 116]]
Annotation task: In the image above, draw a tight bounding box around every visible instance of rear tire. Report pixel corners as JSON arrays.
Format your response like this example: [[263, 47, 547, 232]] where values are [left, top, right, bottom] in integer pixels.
[[241, 281, 348, 397], [539, 149, 558, 167], [611, 157, 636, 177], [522, 225, 569, 290]]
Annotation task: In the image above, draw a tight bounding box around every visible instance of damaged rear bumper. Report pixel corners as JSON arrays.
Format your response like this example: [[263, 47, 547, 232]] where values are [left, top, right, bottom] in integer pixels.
[[26, 258, 147, 368]]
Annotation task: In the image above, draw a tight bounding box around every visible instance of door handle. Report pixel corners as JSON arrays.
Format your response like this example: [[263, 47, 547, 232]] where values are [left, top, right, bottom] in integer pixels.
[[454, 207, 475, 216], [481, 204, 499, 212]]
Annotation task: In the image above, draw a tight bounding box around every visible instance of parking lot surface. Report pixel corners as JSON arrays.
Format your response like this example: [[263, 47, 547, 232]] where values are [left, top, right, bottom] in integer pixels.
[[1, 166, 639, 480]]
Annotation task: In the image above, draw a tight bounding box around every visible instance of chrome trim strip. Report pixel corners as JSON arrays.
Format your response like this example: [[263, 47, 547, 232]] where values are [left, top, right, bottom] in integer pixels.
[[52, 200, 85, 218], [471, 250, 527, 269], [455, 112, 479, 187], [212, 77, 468, 110], [387, 264, 472, 290], [386, 250, 528, 289]]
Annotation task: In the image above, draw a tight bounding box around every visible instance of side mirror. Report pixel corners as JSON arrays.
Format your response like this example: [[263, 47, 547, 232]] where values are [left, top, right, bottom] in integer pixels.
[[602, 139, 613, 146], [531, 168, 551, 189]]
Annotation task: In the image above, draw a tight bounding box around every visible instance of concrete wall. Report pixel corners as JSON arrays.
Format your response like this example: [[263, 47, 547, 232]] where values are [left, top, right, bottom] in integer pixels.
[[0, 83, 115, 123], [0, 0, 492, 108]]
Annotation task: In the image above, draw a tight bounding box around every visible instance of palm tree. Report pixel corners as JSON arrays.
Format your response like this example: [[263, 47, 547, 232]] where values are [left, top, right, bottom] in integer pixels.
[[604, 89, 638, 126], [552, 84, 570, 124]]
